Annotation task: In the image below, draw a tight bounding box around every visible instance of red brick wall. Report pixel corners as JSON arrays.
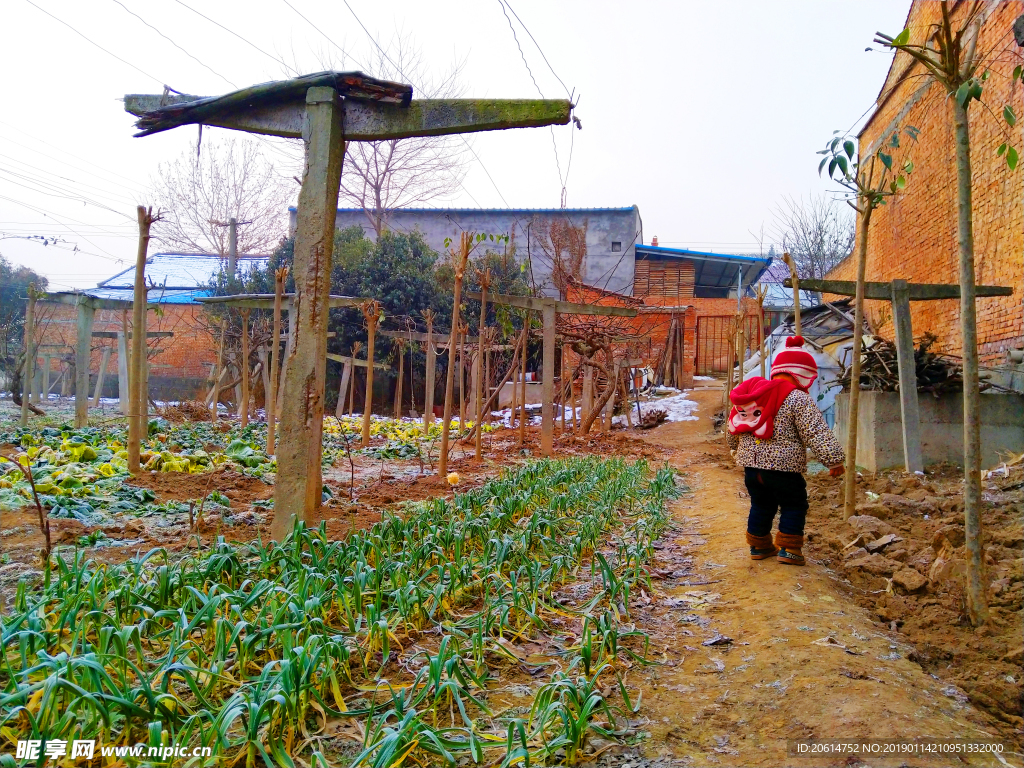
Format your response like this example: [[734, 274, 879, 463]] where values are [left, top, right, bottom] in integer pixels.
[[827, 1, 1024, 365], [34, 302, 219, 399]]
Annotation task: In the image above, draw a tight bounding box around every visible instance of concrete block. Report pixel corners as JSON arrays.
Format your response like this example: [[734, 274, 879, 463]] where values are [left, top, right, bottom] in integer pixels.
[[835, 391, 1024, 471]]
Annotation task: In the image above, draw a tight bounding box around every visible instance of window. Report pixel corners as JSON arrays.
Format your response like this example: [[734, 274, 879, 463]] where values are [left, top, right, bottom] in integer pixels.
[[611, 241, 621, 252]]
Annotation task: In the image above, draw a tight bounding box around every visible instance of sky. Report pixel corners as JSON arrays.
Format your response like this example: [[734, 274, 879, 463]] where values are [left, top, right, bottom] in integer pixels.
[[0, 0, 910, 291]]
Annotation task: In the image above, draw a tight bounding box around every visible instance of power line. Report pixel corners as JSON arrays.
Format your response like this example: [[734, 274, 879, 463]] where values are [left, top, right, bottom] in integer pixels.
[[173, 0, 300, 76], [0, 152, 140, 207], [0, 167, 137, 220], [280, 0, 369, 72], [339, 0, 413, 86], [23, 0, 165, 87], [498, 0, 571, 98], [110, 0, 238, 89], [0, 194, 127, 264]]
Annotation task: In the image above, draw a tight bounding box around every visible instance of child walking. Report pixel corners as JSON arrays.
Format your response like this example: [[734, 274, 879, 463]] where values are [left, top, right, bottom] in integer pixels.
[[726, 337, 845, 565]]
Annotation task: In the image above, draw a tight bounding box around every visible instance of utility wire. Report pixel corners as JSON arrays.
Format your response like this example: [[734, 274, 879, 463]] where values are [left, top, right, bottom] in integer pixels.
[[339, 0, 413, 86], [23, 0, 165, 87], [498, 0, 571, 98], [173, 0, 300, 76], [111, 0, 238, 89], [0, 194, 127, 263], [280, 0, 369, 72]]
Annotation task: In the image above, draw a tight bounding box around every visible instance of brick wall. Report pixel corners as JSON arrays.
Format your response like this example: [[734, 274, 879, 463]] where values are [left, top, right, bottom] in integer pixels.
[[827, 1, 1024, 366], [33, 302, 219, 401]]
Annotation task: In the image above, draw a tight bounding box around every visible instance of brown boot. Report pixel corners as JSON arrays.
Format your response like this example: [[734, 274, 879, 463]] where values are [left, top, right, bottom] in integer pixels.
[[746, 532, 778, 560], [775, 532, 805, 566]]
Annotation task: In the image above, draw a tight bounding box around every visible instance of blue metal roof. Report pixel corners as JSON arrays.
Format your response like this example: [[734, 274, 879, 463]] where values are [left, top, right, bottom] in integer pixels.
[[287, 206, 638, 214], [635, 245, 771, 290], [99, 252, 269, 290]]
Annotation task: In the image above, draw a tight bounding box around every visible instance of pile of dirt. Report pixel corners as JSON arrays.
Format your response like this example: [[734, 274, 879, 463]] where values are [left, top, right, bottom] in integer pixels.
[[126, 466, 273, 506], [805, 465, 1024, 743]]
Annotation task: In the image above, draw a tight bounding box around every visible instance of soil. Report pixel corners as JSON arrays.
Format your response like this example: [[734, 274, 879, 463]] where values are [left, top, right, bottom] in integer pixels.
[[2, 392, 1021, 766], [622, 386, 1022, 766]]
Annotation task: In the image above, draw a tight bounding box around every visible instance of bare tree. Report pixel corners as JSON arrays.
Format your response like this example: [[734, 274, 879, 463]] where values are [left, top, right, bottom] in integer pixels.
[[532, 216, 589, 298], [771, 193, 855, 283], [150, 137, 292, 257], [336, 34, 469, 236]]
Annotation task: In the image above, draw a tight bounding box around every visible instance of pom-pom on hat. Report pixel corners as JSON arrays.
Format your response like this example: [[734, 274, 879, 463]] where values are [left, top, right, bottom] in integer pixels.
[[771, 336, 817, 390]]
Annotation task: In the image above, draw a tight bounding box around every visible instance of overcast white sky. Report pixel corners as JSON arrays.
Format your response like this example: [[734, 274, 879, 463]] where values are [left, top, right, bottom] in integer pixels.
[[0, 0, 909, 291]]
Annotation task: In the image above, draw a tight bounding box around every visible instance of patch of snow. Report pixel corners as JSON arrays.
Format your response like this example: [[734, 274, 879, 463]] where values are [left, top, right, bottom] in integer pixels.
[[693, 375, 716, 381], [645, 391, 700, 422]]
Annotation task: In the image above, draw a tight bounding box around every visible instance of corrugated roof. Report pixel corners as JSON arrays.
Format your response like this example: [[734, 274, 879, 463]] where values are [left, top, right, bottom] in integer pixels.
[[99, 252, 269, 289], [287, 206, 638, 214], [634, 245, 770, 290]]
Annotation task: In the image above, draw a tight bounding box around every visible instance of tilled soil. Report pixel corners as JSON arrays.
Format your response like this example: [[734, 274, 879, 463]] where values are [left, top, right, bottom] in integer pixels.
[[805, 465, 1024, 743]]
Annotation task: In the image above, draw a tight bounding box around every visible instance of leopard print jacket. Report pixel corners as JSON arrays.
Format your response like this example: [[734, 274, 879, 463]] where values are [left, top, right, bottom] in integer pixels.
[[726, 389, 845, 473]]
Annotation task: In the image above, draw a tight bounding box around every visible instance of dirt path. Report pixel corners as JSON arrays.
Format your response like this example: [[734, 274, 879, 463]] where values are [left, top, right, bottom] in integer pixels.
[[632, 388, 1018, 767]]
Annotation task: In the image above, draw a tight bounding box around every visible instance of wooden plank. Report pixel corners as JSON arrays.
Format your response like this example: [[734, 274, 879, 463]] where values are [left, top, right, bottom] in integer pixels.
[[785, 278, 1014, 301], [465, 291, 638, 317], [891, 280, 924, 474]]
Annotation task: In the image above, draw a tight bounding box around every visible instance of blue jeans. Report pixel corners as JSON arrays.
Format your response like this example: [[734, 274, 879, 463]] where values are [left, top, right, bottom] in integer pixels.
[[744, 467, 808, 537]]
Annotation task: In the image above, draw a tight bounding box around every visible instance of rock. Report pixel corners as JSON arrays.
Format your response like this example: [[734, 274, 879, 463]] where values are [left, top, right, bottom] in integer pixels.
[[845, 553, 899, 576], [855, 502, 890, 520], [908, 547, 936, 572], [892, 567, 927, 592], [1003, 646, 1023, 664], [887, 548, 908, 562], [51, 519, 90, 544], [880, 493, 921, 511], [928, 551, 965, 584], [843, 546, 869, 560], [847, 515, 895, 538], [932, 525, 965, 550], [865, 533, 900, 553]]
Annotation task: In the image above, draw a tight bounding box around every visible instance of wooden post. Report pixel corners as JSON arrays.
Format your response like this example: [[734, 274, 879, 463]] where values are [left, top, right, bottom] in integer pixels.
[[518, 323, 528, 445], [582, 365, 593, 423], [267, 266, 286, 453], [782, 252, 801, 336], [361, 302, 380, 447], [239, 308, 251, 429], [484, 331, 493, 430], [475, 272, 489, 460], [423, 309, 436, 431], [276, 307, 296, 418], [458, 325, 467, 428], [91, 346, 112, 407], [890, 280, 924, 474], [393, 339, 404, 419], [117, 329, 129, 414], [541, 304, 555, 456], [74, 298, 95, 428], [440, 233, 470, 476], [755, 286, 767, 379], [20, 286, 36, 426], [259, 346, 271, 421], [128, 206, 155, 472], [272, 86, 345, 540], [337, 361, 351, 419]]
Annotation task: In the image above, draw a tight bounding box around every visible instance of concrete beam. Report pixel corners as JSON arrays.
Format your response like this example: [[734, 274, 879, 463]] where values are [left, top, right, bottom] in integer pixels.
[[126, 93, 571, 141], [785, 278, 1014, 301], [197, 293, 368, 309], [465, 291, 638, 317], [326, 352, 386, 370], [44, 292, 157, 311], [379, 329, 479, 345]]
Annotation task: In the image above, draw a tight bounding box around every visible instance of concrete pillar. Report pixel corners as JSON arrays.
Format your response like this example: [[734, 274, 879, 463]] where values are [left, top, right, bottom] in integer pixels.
[[117, 332, 129, 414], [336, 361, 351, 419], [541, 304, 555, 456], [424, 332, 436, 429], [273, 86, 345, 540], [891, 279, 924, 473], [41, 355, 51, 401], [91, 346, 112, 407], [74, 299, 95, 427]]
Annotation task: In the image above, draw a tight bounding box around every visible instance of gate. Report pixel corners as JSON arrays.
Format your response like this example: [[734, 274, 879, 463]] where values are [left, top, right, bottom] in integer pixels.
[[696, 314, 764, 376]]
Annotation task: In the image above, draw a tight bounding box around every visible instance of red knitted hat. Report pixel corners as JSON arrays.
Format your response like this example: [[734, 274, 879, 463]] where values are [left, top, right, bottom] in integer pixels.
[[771, 336, 817, 390]]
